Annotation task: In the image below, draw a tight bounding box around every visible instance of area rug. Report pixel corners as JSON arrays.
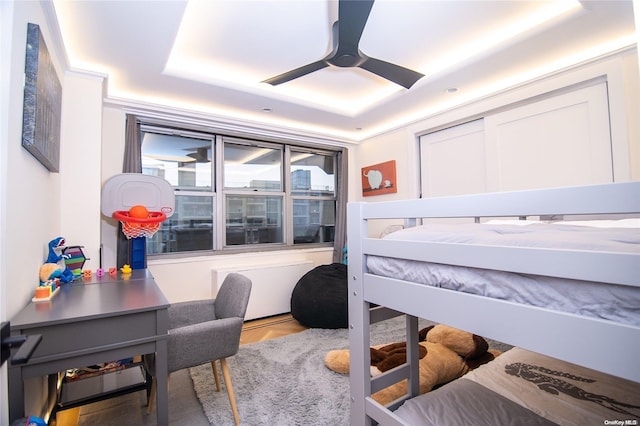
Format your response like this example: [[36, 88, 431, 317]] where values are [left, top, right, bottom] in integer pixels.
[[189, 316, 431, 426]]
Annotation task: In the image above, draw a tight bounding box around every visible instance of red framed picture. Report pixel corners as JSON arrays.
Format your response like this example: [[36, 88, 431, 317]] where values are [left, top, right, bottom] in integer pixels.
[[361, 160, 397, 196]]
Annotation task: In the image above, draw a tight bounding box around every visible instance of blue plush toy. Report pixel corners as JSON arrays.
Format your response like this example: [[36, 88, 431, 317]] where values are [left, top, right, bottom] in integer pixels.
[[43, 237, 74, 283]]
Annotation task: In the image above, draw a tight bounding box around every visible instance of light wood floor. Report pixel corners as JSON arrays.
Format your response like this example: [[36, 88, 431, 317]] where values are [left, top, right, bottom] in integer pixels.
[[52, 314, 307, 426]]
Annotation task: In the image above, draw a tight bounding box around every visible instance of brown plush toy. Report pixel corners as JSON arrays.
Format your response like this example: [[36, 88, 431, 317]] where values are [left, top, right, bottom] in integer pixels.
[[324, 324, 500, 405]]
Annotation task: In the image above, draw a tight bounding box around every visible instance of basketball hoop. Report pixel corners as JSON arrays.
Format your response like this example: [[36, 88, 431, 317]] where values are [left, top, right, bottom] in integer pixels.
[[112, 211, 167, 239]]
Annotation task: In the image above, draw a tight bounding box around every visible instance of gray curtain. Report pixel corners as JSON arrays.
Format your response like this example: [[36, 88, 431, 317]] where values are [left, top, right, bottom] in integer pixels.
[[118, 114, 142, 267], [332, 148, 348, 264], [123, 114, 142, 173]]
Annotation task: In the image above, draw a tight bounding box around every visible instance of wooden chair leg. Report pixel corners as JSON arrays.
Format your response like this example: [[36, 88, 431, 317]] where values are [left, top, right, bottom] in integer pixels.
[[147, 377, 156, 414], [147, 373, 170, 415], [210, 360, 222, 392], [220, 358, 240, 425]]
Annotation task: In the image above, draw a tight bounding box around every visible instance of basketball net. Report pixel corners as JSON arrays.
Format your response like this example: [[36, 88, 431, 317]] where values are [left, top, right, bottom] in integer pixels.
[[112, 211, 167, 239]]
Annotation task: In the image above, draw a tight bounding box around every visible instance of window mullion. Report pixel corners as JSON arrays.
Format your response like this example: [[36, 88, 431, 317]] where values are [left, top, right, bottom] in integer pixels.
[[215, 135, 224, 249], [284, 146, 293, 245]]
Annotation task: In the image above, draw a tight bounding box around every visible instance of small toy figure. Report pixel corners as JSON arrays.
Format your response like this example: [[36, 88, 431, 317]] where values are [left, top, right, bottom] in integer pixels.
[[120, 264, 132, 274], [34, 286, 52, 299], [96, 268, 105, 277], [43, 237, 74, 283]]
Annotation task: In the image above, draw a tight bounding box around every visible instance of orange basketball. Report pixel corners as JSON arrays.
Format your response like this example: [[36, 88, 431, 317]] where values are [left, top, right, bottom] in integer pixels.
[[128, 205, 149, 219]]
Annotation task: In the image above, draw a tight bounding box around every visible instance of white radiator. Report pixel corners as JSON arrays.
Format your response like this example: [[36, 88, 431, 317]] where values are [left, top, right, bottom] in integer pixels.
[[212, 261, 314, 320]]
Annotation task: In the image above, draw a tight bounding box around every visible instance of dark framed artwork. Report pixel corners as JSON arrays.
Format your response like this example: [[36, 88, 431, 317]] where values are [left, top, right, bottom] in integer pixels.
[[22, 22, 62, 172], [361, 160, 397, 196]]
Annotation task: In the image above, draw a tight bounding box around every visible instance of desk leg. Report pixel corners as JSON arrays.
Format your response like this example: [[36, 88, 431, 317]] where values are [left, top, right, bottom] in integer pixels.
[[8, 364, 25, 421], [155, 339, 169, 425]]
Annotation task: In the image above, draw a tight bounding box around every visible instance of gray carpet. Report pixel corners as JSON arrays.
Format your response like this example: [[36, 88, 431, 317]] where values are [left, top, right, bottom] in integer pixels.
[[190, 317, 453, 426]]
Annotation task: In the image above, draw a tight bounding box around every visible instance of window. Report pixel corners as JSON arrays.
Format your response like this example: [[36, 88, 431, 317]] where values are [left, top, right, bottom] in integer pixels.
[[140, 125, 339, 254], [223, 140, 284, 245], [141, 130, 214, 254], [290, 149, 335, 244]]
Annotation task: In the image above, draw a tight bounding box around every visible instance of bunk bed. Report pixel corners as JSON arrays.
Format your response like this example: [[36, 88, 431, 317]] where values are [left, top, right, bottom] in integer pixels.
[[346, 181, 640, 425]]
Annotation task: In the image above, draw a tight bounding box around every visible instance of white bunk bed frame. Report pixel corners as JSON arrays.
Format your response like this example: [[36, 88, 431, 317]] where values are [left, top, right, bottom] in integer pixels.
[[347, 181, 640, 426]]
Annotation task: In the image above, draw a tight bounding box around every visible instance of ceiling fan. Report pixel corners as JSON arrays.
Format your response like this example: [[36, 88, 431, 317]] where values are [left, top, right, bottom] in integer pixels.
[[262, 0, 424, 89]]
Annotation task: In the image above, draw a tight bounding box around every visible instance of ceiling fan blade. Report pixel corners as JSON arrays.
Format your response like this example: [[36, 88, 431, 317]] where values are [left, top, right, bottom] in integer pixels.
[[263, 60, 329, 86], [336, 0, 374, 53], [359, 56, 424, 89]]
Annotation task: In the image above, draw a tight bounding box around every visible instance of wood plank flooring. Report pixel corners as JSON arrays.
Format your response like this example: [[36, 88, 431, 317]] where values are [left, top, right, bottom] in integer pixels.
[[52, 314, 307, 426]]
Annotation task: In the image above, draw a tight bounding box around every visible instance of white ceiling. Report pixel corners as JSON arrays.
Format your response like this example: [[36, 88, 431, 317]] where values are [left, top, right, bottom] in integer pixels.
[[51, 0, 636, 142]]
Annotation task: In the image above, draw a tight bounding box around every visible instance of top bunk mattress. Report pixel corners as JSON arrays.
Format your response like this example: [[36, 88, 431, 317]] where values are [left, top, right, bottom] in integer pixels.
[[366, 221, 640, 326]]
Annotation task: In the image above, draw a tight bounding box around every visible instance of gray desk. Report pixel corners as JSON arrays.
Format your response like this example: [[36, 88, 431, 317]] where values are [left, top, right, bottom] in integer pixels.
[[9, 271, 169, 424]]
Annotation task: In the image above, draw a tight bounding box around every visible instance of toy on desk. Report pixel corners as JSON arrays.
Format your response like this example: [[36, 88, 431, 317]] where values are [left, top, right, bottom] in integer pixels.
[[43, 237, 74, 283], [120, 264, 132, 274], [39, 263, 64, 284], [96, 268, 105, 277], [32, 279, 60, 302], [82, 269, 93, 278], [62, 245, 90, 279], [109, 267, 118, 277]]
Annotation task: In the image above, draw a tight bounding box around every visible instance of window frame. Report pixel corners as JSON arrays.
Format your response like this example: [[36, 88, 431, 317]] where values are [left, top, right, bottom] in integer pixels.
[[139, 122, 339, 256]]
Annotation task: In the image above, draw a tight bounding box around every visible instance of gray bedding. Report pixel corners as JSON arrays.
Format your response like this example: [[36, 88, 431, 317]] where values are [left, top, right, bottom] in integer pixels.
[[394, 378, 557, 425], [367, 222, 640, 326], [394, 348, 640, 425]]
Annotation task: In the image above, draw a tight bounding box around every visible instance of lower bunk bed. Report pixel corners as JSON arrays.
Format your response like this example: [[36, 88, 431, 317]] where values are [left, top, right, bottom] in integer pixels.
[[346, 182, 640, 425], [395, 347, 640, 425]]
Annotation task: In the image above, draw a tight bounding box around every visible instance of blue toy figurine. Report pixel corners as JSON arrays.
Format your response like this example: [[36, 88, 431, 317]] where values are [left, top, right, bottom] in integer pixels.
[[44, 237, 74, 283]]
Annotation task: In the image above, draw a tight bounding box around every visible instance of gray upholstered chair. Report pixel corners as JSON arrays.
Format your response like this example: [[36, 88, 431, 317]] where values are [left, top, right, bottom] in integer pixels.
[[145, 273, 252, 425]]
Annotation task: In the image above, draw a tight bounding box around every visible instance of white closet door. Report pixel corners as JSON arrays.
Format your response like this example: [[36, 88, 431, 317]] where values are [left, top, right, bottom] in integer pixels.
[[420, 119, 486, 198], [484, 83, 613, 192]]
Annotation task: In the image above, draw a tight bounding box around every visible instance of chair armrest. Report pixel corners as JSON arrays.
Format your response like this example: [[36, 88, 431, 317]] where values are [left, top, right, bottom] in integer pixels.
[[167, 317, 244, 373]]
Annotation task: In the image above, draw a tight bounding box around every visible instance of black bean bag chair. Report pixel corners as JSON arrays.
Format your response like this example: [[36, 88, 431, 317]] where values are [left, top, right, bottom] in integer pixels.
[[290, 263, 348, 329]]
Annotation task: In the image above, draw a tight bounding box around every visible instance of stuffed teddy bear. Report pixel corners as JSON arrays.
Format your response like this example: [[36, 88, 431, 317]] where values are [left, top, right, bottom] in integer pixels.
[[324, 324, 500, 406]]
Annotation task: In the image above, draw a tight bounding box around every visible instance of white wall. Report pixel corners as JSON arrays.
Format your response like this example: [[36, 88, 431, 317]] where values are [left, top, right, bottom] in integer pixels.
[[148, 248, 331, 303], [2, 1, 64, 321], [59, 72, 104, 272], [2, 1, 65, 422], [100, 106, 126, 267], [0, 25, 103, 322]]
